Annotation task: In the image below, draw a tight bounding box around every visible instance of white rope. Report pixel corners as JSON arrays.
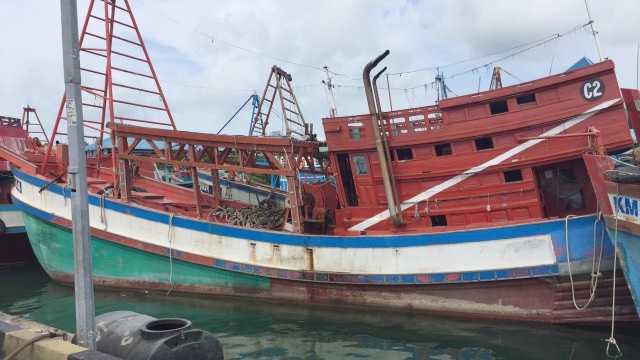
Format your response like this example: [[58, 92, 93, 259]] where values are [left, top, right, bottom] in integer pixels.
[[166, 213, 175, 296], [605, 185, 622, 358], [99, 194, 108, 230], [63, 186, 69, 206], [565, 213, 605, 310]]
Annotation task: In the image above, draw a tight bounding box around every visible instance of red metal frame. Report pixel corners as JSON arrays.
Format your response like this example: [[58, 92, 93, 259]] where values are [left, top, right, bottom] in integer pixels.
[[108, 122, 325, 232], [42, 0, 177, 181]]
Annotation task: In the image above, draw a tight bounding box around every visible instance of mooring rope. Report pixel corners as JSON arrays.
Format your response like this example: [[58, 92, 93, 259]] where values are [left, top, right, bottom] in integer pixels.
[[166, 213, 175, 296], [63, 185, 69, 206], [565, 213, 605, 310], [99, 194, 108, 230], [605, 185, 622, 358]]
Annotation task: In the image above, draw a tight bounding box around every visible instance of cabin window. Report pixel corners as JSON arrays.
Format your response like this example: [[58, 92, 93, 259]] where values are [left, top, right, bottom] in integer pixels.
[[348, 122, 364, 139], [489, 100, 508, 115], [397, 148, 413, 161], [504, 169, 523, 183], [517, 94, 536, 104], [353, 155, 368, 175], [435, 143, 452, 156], [475, 137, 494, 151], [430, 215, 447, 227]]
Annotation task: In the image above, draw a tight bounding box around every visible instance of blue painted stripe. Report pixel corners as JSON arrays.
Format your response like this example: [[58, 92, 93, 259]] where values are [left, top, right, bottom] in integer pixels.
[[4, 226, 26, 234], [12, 166, 601, 251]]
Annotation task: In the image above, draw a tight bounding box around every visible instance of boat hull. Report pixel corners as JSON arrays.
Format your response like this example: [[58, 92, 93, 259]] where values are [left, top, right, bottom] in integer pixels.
[[0, 204, 35, 269], [583, 154, 640, 316], [603, 216, 640, 317], [12, 166, 639, 324], [0, 204, 26, 234]]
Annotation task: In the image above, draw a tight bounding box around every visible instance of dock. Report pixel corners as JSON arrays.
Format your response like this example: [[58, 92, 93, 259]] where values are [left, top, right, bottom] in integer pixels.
[[0, 311, 120, 360]]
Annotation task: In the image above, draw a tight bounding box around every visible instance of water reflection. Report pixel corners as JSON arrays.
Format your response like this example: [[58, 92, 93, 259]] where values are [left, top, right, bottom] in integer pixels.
[[1, 263, 639, 359]]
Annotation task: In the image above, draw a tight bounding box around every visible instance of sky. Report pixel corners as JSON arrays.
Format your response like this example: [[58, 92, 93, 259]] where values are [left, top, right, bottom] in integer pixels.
[[1, 0, 639, 142]]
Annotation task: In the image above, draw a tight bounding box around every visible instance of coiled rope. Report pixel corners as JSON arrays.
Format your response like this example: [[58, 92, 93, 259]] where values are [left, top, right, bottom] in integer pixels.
[[208, 205, 286, 230]]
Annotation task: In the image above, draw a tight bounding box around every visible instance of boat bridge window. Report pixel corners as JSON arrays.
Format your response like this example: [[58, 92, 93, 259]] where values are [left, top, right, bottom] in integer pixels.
[[348, 122, 364, 139], [475, 137, 494, 151], [516, 94, 536, 104], [435, 143, 452, 156], [397, 148, 413, 161], [489, 100, 509, 115], [353, 155, 368, 175], [504, 169, 523, 183], [430, 215, 447, 227]]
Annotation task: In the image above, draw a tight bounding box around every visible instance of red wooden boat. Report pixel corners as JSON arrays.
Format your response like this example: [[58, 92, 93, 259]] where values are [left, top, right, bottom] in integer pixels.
[[3, 0, 639, 324], [0, 109, 44, 269]]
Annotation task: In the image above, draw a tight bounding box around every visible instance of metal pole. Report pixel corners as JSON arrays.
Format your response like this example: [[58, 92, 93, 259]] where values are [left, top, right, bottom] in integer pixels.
[[60, 0, 96, 350], [584, 0, 604, 62], [323, 66, 337, 117]]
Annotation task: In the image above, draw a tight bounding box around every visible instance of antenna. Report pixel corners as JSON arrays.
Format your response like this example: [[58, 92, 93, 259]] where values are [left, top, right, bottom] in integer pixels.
[[323, 66, 337, 117], [584, 0, 604, 61]]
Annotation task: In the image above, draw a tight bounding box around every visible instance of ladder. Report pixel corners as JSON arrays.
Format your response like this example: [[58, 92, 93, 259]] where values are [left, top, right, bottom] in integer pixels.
[[42, 0, 177, 181], [22, 106, 49, 144], [46, 0, 176, 150], [250, 66, 312, 140]]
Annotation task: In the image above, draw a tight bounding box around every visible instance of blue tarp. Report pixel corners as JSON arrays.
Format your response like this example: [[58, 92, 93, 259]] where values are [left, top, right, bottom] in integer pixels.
[[566, 57, 594, 71], [85, 137, 171, 155]]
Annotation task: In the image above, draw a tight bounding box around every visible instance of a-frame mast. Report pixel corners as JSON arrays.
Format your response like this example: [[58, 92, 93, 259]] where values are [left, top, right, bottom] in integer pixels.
[[42, 0, 177, 179], [250, 66, 313, 140]]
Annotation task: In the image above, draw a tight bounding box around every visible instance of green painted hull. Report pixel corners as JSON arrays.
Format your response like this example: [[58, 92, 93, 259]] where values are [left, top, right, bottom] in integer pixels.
[[23, 213, 270, 291]]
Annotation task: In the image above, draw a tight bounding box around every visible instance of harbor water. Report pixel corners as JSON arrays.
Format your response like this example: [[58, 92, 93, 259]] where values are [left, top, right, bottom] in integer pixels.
[[2, 263, 640, 360]]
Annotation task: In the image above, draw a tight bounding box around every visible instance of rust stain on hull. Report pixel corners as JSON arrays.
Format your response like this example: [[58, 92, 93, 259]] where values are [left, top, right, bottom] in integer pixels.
[[50, 270, 639, 325]]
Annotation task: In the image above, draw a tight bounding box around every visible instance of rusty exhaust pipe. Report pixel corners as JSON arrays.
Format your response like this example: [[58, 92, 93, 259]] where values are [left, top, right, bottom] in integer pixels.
[[372, 67, 404, 226], [363, 50, 404, 227]]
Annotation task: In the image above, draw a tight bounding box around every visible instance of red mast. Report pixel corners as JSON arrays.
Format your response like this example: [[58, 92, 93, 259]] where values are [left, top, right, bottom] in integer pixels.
[[43, 0, 177, 176]]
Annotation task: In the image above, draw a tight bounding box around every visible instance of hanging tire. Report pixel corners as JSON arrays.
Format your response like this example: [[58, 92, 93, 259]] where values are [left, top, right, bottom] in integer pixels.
[[0, 219, 6, 234]]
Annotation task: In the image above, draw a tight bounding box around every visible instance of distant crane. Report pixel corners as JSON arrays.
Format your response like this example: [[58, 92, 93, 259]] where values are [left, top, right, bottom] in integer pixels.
[[435, 72, 449, 101], [490, 67, 503, 90], [217, 94, 261, 135], [490, 66, 524, 90]]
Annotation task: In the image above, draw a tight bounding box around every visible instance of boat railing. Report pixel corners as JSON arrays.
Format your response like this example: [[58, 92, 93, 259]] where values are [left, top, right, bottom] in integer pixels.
[[323, 107, 445, 148]]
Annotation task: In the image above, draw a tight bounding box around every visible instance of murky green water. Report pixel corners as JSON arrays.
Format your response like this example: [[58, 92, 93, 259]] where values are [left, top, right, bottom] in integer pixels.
[[1, 263, 639, 359]]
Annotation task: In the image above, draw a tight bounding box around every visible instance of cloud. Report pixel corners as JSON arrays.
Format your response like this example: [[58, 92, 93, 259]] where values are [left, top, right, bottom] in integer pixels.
[[1, 0, 638, 140]]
